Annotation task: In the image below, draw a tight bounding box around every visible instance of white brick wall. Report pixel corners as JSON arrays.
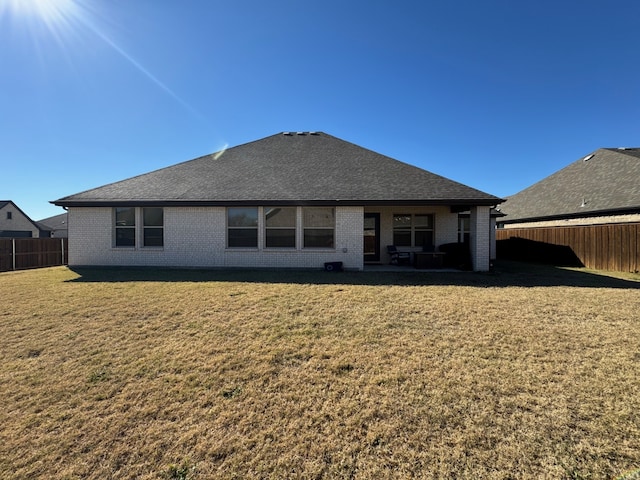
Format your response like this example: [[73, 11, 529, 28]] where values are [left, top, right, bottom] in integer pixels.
[[68, 206, 364, 270], [68, 205, 492, 271], [490, 217, 497, 260], [470, 206, 491, 271]]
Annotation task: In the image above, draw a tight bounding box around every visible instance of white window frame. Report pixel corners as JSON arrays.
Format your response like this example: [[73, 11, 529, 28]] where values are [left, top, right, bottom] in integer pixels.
[[264, 207, 297, 249], [302, 207, 335, 249], [227, 207, 259, 249], [392, 213, 434, 248], [113, 207, 164, 249]]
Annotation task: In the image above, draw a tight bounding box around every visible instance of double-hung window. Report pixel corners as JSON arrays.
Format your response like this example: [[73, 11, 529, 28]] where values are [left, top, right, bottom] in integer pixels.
[[458, 215, 470, 244], [227, 207, 258, 248], [303, 207, 334, 248], [115, 207, 136, 247], [265, 207, 296, 248], [114, 207, 164, 247], [392, 214, 412, 246], [393, 213, 434, 248], [414, 214, 434, 249], [143, 207, 164, 247]]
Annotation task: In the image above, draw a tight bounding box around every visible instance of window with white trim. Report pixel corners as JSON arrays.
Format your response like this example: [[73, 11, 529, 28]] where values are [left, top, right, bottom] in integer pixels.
[[227, 207, 258, 248], [458, 215, 470, 244], [265, 207, 296, 248], [393, 213, 434, 248], [143, 207, 164, 247], [114, 207, 136, 247], [303, 207, 334, 248]]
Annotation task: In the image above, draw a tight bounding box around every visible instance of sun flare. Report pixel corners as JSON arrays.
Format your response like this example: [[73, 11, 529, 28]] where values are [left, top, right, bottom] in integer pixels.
[[0, 0, 78, 25]]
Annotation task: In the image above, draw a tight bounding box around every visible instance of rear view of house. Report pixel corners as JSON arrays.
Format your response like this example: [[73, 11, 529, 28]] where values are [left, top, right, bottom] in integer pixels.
[[53, 132, 503, 271]]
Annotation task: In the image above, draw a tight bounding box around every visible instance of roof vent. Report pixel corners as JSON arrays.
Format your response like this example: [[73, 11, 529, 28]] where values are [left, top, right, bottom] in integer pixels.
[[309, 131, 319, 135], [617, 147, 628, 150], [296, 132, 306, 135], [580, 198, 587, 207], [283, 132, 292, 136], [582, 154, 594, 162]]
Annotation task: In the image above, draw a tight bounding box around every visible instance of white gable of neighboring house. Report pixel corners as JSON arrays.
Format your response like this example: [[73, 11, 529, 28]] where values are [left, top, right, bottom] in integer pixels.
[[0, 201, 41, 238]]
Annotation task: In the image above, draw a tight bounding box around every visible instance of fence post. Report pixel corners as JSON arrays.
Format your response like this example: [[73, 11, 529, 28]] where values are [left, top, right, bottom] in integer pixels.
[[12, 238, 16, 271]]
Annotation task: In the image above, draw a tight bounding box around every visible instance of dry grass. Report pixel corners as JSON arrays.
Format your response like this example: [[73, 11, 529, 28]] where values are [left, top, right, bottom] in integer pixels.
[[0, 263, 639, 479]]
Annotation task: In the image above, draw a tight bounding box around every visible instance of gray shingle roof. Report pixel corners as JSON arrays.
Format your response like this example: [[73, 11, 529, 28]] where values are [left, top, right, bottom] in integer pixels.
[[53, 132, 502, 207], [498, 148, 640, 223], [37, 213, 68, 230]]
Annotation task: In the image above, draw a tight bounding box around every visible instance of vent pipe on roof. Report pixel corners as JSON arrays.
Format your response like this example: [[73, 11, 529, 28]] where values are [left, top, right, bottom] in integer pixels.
[[580, 198, 587, 207], [582, 154, 594, 162]]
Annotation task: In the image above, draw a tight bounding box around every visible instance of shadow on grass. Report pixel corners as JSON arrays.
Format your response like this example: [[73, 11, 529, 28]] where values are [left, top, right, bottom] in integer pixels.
[[67, 261, 640, 289]]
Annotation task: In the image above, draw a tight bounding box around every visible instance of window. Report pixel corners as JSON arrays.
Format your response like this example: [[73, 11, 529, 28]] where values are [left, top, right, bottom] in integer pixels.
[[6, 211, 12, 220], [114, 207, 136, 247], [303, 207, 334, 248], [393, 213, 434, 248], [458, 215, 470, 244], [414, 214, 434, 249], [143, 207, 163, 247], [392, 214, 412, 247], [265, 207, 296, 248], [227, 207, 258, 248]]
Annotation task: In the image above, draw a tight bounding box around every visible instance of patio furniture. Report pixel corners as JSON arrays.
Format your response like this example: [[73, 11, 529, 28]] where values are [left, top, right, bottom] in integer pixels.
[[387, 245, 411, 265], [414, 251, 445, 269]]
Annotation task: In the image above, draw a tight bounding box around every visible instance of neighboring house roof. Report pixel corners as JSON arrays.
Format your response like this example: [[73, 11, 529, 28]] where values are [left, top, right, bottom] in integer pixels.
[[53, 132, 503, 207], [498, 148, 640, 224], [37, 213, 68, 231]]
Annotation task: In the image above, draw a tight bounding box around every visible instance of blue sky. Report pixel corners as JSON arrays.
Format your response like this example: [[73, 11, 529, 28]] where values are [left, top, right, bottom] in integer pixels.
[[2, 0, 639, 221]]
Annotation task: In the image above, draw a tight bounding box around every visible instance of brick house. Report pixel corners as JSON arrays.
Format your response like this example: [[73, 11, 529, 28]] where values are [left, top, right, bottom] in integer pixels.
[[53, 132, 503, 271]]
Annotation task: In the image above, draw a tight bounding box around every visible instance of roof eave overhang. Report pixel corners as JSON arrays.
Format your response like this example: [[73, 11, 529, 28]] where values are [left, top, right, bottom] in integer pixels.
[[53, 198, 504, 208], [497, 205, 640, 224]]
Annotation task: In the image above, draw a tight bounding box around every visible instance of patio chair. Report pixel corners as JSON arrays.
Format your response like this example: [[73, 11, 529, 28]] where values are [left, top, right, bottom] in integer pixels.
[[387, 245, 411, 265]]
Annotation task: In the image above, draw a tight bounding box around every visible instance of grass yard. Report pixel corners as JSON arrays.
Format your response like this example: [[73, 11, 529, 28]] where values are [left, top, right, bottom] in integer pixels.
[[1, 263, 639, 479]]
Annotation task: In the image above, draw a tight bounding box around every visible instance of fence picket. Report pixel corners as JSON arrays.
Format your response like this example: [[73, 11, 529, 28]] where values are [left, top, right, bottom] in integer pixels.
[[0, 238, 68, 272], [496, 223, 640, 273]]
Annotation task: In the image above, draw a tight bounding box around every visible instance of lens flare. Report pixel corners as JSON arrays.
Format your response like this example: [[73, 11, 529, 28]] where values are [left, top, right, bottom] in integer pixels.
[[0, 0, 77, 24], [1, 0, 207, 121]]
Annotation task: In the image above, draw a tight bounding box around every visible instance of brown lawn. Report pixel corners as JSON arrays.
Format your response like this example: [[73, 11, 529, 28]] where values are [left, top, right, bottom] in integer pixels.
[[0, 263, 639, 479]]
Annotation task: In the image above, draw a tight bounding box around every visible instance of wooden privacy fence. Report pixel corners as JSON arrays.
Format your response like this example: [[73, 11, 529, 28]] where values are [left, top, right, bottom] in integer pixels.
[[496, 223, 640, 273], [0, 238, 68, 272]]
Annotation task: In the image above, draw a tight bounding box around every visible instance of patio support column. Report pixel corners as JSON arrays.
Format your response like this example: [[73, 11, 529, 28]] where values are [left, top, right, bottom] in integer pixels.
[[470, 206, 491, 271]]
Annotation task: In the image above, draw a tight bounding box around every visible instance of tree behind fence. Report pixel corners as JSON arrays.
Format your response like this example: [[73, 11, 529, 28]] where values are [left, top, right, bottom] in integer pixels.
[[496, 223, 640, 273], [0, 238, 68, 272]]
